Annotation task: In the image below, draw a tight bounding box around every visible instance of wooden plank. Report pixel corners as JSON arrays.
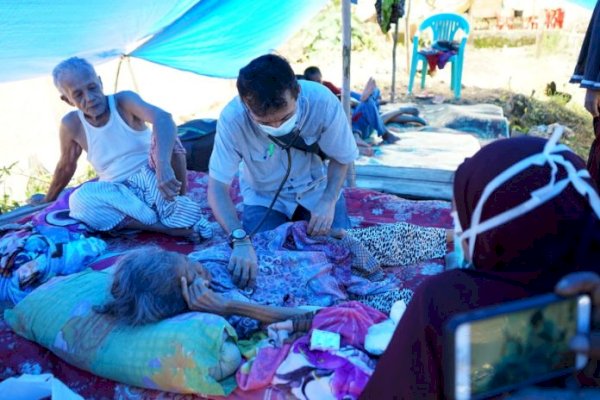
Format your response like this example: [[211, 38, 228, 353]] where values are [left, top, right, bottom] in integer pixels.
[[356, 165, 454, 182], [355, 176, 453, 200], [355, 173, 454, 200], [355, 165, 455, 200]]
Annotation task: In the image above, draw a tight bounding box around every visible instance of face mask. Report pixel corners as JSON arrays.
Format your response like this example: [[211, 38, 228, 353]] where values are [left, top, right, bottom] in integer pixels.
[[258, 112, 298, 137], [455, 126, 600, 261], [448, 210, 469, 269]]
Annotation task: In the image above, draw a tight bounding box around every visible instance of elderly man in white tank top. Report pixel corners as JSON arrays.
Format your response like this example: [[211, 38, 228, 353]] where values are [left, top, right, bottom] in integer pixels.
[[37, 57, 211, 240]]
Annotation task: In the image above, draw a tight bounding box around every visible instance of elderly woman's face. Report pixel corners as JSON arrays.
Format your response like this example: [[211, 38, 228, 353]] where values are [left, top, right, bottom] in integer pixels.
[[175, 255, 211, 287]]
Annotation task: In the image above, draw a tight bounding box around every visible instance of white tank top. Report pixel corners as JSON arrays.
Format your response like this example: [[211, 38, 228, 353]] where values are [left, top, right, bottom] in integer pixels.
[[78, 95, 151, 182]]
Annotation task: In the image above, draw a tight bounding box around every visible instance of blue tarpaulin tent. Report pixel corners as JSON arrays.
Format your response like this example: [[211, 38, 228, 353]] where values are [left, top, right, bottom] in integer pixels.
[[0, 0, 328, 82], [568, 0, 597, 10]]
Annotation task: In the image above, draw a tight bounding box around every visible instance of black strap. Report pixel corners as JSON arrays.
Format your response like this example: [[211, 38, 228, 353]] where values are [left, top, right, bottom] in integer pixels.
[[268, 128, 328, 160]]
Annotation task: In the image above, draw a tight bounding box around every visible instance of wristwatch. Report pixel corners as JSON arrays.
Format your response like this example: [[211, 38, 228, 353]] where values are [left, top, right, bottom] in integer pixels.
[[229, 228, 249, 246]]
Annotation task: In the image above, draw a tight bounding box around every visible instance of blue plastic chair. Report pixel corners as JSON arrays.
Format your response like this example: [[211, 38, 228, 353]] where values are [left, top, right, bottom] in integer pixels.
[[407, 13, 470, 99]]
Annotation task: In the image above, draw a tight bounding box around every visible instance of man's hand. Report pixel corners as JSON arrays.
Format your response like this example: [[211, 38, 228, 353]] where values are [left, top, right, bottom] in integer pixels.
[[307, 197, 336, 236], [584, 89, 600, 117], [181, 276, 228, 314], [228, 241, 258, 289], [156, 163, 182, 201], [555, 272, 600, 359]]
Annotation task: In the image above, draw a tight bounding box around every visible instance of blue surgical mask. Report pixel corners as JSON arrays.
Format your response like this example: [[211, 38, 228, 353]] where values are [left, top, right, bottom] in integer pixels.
[[258, 112, 298, 137], [447, 210, 469, 269]]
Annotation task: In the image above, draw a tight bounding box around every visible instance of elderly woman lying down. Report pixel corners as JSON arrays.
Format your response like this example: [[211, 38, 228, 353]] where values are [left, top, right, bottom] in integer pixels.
[[95, 247, 313, 328], [96, 221, 449, 336]]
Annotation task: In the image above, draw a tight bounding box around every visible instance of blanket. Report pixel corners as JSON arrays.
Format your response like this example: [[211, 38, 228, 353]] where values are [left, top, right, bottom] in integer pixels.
[[0, 170, 452, 399]]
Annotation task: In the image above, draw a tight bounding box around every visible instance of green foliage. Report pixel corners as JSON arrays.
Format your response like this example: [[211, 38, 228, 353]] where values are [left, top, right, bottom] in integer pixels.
[[472, 35, 536, 49], [506, 94, 593, 158], [288, 1, 378, 63], [445, 90, 593, 160], [25, 163, 97, 199], [538, 31, 564, 54], [25, 168, 53, 199], [0, 162, 21, 214]]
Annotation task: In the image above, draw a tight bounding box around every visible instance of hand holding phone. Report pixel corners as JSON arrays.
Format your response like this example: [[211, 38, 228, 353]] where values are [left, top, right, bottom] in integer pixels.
[[556, 272, 600, 359], [445, 293, 591, 400]]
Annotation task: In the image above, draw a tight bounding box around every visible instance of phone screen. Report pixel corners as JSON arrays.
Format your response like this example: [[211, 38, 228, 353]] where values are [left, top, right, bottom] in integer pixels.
[[450, 294, 591, 400]]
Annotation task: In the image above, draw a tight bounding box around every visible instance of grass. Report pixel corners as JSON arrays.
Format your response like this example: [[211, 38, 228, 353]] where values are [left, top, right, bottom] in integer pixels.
[[405, 88, 594, 160]]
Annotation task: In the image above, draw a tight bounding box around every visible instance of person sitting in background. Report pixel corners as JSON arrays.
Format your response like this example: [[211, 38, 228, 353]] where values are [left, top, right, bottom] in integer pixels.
[[361, 132, 600, 399], [39, 57, 211, 240], [303, 66, 401, 150]]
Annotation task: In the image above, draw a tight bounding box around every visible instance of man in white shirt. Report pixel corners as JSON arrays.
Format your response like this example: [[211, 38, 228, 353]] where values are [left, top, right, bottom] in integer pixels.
[[208, 54, 358, 289]]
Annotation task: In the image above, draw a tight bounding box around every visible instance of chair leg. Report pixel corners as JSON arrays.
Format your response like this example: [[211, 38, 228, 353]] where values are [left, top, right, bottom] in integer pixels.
[[420, 59, 427, 89], [408, 54, 418, 94], [455, 58, 464, 99], [451, 62, 456, 93]]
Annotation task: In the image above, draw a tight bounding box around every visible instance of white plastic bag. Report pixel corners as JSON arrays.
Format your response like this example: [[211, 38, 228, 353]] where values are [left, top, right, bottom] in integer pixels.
[[0, 373, 83, 400]]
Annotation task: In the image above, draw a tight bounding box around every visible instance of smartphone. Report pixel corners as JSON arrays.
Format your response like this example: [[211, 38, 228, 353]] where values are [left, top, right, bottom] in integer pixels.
[[444, 293, 592, 400]]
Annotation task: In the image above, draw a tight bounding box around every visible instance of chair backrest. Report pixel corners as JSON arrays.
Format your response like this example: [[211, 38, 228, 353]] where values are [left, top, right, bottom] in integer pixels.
[[418, 13, 470, 42]]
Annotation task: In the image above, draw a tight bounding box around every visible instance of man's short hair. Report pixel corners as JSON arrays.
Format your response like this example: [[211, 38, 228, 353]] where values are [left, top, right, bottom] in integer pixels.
[[303, 66, 321, 81], [52, 57, 97, 91], [236, 54, 299, 117]]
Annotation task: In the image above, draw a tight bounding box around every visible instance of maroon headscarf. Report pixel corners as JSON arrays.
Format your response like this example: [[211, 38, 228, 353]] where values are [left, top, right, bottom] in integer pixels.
[[454, 135, 600, 290], [361, 136, 600, 400]]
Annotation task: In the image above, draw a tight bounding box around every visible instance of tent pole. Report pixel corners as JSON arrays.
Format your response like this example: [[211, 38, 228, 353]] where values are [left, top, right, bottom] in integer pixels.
[[391, 21, 399, 103], [405, 0, 412, 75], [114, 55, 125, 93], [342, 0, 351, 121], [126, 56, 140, 93], [342, 0, 355, 187]]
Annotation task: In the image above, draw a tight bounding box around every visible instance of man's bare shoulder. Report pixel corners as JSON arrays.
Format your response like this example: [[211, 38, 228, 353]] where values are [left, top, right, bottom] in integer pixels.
[[114, 90, 143, 106], [60, 111, 84, 140]]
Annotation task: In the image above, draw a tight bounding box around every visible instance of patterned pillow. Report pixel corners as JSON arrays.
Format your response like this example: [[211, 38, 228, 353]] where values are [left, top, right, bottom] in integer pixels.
[[4, 269, 240, 396]]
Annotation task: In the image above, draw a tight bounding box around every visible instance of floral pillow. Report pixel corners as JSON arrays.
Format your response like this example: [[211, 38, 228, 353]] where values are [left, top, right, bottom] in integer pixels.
[[4, 269, 240, 396]]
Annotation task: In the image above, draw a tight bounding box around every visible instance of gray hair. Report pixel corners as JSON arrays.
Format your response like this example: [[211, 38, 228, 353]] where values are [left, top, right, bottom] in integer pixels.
[[95, 247, 188, 326], [52, 57, 97, 91]]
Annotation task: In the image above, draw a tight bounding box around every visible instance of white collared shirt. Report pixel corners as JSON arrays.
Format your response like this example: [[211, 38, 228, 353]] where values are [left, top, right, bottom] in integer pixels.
[[209, 80, 358, 217]]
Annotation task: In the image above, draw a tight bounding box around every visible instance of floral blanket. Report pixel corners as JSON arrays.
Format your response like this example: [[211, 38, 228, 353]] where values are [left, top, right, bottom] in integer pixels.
[[0, 171, 451, 399]]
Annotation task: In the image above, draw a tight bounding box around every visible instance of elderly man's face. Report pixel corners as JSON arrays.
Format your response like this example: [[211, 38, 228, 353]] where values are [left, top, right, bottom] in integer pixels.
[[59, 69, 107, 119]]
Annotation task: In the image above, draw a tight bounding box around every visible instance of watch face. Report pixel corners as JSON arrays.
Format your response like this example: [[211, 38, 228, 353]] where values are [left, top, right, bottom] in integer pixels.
[[232, 229, 247, 240]]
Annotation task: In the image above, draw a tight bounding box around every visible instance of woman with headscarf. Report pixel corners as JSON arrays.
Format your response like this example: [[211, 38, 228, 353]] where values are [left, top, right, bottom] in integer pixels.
[[360, 132, 600, 399]]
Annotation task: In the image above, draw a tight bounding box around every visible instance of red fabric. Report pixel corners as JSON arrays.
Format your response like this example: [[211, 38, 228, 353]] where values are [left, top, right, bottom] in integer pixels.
[[0, 172, 452, 399], [236, 344, 291, 391], [312, 301, 387, 351], [322, 80, 341, 96]]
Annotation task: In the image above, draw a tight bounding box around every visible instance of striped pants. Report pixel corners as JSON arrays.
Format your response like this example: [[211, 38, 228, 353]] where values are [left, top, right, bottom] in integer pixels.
[[69, 166, 211, 236]]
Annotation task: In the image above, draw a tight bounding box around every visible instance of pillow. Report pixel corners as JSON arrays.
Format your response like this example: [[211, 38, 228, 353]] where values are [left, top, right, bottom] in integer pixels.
[[4, 269, 240, 396]]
